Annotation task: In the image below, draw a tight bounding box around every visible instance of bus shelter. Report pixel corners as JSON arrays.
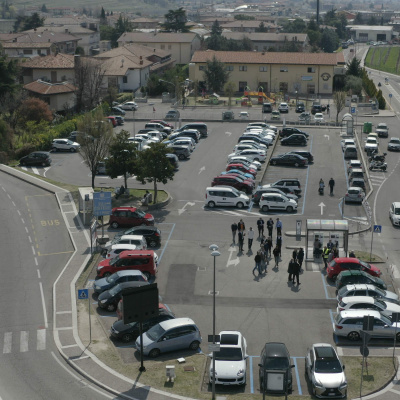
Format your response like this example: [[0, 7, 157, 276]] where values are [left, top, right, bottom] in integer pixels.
[[306, 219, 349, 260]]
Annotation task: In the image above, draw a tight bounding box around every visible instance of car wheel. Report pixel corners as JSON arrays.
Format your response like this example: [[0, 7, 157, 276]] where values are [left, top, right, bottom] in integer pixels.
[[111, 222, 119, 229], [103, 272, 111, 278], [70, 147, 76, 153], [331, 274, 337, 281], [396, 332, 400, 342], [149, 348, 160, 358], [121, 333, 134, 343], [294, 163, 300, 167], [178, 154, 185, 160], [189, 340, 200, 351], [237, 202, 244, 209], [106, 303, 116, 312], [347, 331, 361, 341], [262, 205, 269, 212], [208, 201, 216, 208], [272, 160, 277, 165], [149, 239, 158, 247], [41, 162, 47, 167], [20, 161, 26, 166], [52, 147, 58, 152], [254, 158, 259, 162], [143, 272, 151, 281], [286, 206, 293, 212]]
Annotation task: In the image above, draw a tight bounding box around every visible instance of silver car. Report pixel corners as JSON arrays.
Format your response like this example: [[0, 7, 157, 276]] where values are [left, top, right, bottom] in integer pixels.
[[305, 343, 347, 398], [333, 310, 400, 341], [344, 187, 365, 203], [135, 317, 201, 357], [337, 284, 399, 304], [338, 296, 400, 317], [388, 137, 400, 151]]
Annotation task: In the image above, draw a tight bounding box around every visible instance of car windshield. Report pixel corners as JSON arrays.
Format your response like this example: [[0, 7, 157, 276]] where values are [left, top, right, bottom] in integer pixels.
[[359, 260, 371, 269], [264, 357, 289, 369], [215, 347, 243, 361], [394, 208, 400, 215], [135, 209, 146, 217], [106, 273, 119, 283], [109, 284, 122, 296], [109, 255, 120, 266], [146, 324, 166, 341], [381, 315, 392, 326], [315, 358, 343, 373], [374, 299, 387, 309], [67, 140, 74, 144]]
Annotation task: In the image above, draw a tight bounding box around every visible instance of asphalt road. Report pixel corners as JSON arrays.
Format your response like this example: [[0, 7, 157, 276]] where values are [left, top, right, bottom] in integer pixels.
[[0, 173, 113, 400]]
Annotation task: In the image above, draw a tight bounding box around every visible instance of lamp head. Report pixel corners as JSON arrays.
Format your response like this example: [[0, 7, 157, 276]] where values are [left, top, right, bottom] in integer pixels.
[[209, 244, 219, 251]]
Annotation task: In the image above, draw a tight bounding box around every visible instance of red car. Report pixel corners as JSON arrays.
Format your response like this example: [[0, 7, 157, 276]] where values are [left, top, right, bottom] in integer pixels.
[[106, 116, 118, 127], [327, 257, 381, 280], [109, 206, 154, 229], [211, 175, 253, 194], [150, 120, 174, 129], [226, 163, 257, 177]]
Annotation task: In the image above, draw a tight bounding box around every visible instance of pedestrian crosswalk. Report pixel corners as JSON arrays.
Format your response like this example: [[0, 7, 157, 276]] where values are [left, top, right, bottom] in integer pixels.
[[369, 173, 386, 187], [2, 329, 46, 354], [20, 166, 50, 176]]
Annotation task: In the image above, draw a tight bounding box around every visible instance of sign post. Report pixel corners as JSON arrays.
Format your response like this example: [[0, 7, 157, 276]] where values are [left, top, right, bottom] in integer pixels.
[[78, 289, 91, 344], [296, 220, 302, 241], [370, 225, 382, 261], [93, 191, 112, 243]]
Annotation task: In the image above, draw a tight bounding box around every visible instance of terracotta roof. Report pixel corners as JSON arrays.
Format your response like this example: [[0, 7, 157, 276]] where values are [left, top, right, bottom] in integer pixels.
[[221, 21, 277, 28], [2, 42, 53, 48], [25, 26, 95, 35], [221, 32, 308, 42], [131, 17, 159, 23], [0, 33, 25, 42], [13, 31, 81, 44], [191, 50, 345, 65], [24, 80, 76, 95], [100, 54, 152, 76], [95, 43, 170, 60], [21, 53, 75, 69], [118, 32, 198, 43]]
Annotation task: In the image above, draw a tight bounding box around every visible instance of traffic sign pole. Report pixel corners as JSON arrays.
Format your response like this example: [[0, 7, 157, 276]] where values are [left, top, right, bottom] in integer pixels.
[[370, 225, 382, 261], [78, 289, 91, 344]]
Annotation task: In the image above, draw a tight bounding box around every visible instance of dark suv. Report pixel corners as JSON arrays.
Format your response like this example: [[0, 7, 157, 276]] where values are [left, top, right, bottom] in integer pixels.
[[114, 226, 162, 248], [295, 102, 305, 113], [281, 134, 308, 146], [311, 104, 327, 114], [20, 151, 52, 167], [335, 270, 387, 294], [279, 127, 309, 138], [259, 342, 294, 394]]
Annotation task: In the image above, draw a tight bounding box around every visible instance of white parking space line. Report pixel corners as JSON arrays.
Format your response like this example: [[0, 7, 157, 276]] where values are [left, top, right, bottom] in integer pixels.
[[20, 331, 29, 352], [3, 332, 12, 354], [37, 329, 46, 351], [391, 265, 400, 279]]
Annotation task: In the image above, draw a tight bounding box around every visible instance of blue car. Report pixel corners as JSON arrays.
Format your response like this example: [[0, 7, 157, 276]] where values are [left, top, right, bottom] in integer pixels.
[[220, 169, 254, 180]]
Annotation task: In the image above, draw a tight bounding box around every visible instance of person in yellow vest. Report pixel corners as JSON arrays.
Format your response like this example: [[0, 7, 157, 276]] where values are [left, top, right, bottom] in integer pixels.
[[323, 245, 330, 268]]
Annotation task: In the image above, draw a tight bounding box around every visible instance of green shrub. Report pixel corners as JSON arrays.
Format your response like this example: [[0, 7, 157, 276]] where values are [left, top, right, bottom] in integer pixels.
[[0, 151, 9, 164], [116, 93, 133, 103], [15, 144, 36, 159]]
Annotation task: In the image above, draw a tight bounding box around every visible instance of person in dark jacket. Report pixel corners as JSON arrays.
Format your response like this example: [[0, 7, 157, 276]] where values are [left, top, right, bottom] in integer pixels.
[[267, 218, 274, 237], [273, 246, 280, 267], [238, 219, 245, 232], [288, 259, 295, 282], [238, 230, 245, 252], [292, 249, 297, 262], [297, 248, 304, 269], [231, 222, 238, 243], [292, 260, 301, 285], [257, 217, 264, 237], [253, 251, 262, 275]]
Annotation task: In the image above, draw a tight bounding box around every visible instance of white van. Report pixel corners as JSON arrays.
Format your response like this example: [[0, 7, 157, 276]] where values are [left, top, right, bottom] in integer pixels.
[[206, 187, 250, 209]]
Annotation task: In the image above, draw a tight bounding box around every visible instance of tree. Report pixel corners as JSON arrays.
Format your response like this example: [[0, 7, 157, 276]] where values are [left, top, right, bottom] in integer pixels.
[[41, 4, 47, 12], [14, 12, 44, 31], [367, 16, 377, 25], [203, 55, 229, 93], [345, 75, 362, 95], [256, 22, 268, 33], [17, 98, 53, 125], [74, 57, 106, 112], [135, 142, 175, 204], [376, 90, 386, 109], [210, 20, 222, 36], [100, 7, 106, 25], [106, 130, 137, 188], [333, 91, 346, 124], [320, 29, 339, 53], [346, 57, 362, 77], [224, 81, 235, 107], [0, 55, 19, 98], [0, 119, 13, 153], [354, 13, 363, 24], [234, 14, 255, 20], [282, 18, 306, 33], [162, 8, 190, 32], [77, 109, 113, 188]]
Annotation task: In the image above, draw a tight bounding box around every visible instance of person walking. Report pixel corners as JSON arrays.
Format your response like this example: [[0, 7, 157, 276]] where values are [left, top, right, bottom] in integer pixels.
[[273, 246, 280, 268], [328, 177, 335, 196], [297, 248, 304, 269], [260, 248, 268, 273], [266, 237, 273, 257], [267, 218, 274, 237], [292, 249, 297, 262], [322, 245, 330, 268], [231, 222, 238, 243], [276, 218, 282, 236], [247, 227, 254, 251], [257, 217, 265, 237], [276, 235, 282, 257], [253, 251, 262, 276], [287, 258, 295, 282], [238, 231, 245, 252], [238, 219, 245, 233], [292, 260, 301, 285]]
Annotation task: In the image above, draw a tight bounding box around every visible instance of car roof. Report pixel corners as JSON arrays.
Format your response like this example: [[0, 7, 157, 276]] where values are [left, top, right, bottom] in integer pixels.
[[338, 309, 381, 319], [115, 270, 144, 277], [262, 193, 287, 199], [125, 226, 158, 232], [120, 235, 145, 241], [312, 343, 337, 359], [111, 244, 138, 250], [219, 330, 242, 346], [343, 284, 377, 291], [342, 296, 375, 304], [159, 317, 195, 329], [262, 342, 289, 357], [119, 250, 154, 258], [112, 206, 137, 211], [117, 281, 149, 289]]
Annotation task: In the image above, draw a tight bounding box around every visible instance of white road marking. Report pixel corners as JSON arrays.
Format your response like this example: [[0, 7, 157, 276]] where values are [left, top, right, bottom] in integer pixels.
[[34, 258, 38, 266], [7, 194, 11, 199], [39, 282, 48, 329], [37, 269, 41, 279], [20, 331, 29, 352], [12, 201, 16, 207], [31, 246, 36, 255], [37, 329, 46, 351], [32, 167, 39, 175], [3, 332, 12, 354], [17, 210, 21, 216], [22, 219, 26, 225], [28, 236, 32, 243]]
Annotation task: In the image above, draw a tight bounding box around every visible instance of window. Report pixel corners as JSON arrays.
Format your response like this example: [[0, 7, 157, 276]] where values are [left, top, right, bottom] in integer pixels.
[[23, 49, 33, 55], [123, 76, 128, 83], [307, 67, 315, 73], [238, 81, 247, 92], [226, 65, 234, 71], [199, 66, 205, 71], [259, 82, 268, 92], [279, 82, 288, 92], [307, 83, 315, 94], [239, 66, 247, 71], [280, 66, 288, 72], [259, 66, 267, 72], [160, 44, 165, 49]]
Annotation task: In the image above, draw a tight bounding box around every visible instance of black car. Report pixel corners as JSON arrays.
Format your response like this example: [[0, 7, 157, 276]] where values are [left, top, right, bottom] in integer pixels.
[[111, 106, 126, 116], [270, 153, 308, 167], [335, 270, 387, 293], [20, 151, 52, 167], [311, 104, 326, 114], [97, 281, 148, 312], [281, 134, 308, 146], [279, 127, 309, 138], [285, 150, 314, 163], [169, 130, 199, 143], [295, 102, 305, 113], [259, 342, 294, 394], [114, 226, 162, 248], [110, 309, 175, 342]]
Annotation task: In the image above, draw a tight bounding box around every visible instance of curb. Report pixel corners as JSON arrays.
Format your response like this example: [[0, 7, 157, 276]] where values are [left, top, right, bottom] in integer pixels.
[[147, 192, 172, 210]]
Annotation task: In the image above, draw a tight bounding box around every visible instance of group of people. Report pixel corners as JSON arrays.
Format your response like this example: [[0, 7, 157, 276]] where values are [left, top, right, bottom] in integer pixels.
[[319, 178, 335, 195], [287, 248, 305, 285], [313, 239, 340, 267]]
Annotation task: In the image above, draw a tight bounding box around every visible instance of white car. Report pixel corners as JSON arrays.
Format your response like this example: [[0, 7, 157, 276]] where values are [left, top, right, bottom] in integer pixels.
[[52, 139, 80, 152], [389, 202, 400, 226], [228, 150, 266, 163], [171, 139, 195, 152], [239, 140, 268, 151], [278, 102, 289, 113], [118, 101, 138, 111], [247, 122, 278, 133], [209, 331, 248, 385], [233, 144, 256, 153], [228, 156, 261, 170], [314, 113, 325, 123], [106, 244, 138, 259], [135, 134, 160, 143], [340, 139, 355, 151], [305, 343, 347, 399], [239, 111, 249, 120], [104, 234, 147, 251], [338, 296, 400, 317], [245, 127, 276, 139], [259, 193, 297, 213]]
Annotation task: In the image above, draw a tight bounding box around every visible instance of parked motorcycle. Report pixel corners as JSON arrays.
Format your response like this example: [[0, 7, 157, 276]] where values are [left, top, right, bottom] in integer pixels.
[[369, 161, 387, 171], [368, 152, 387, 163]]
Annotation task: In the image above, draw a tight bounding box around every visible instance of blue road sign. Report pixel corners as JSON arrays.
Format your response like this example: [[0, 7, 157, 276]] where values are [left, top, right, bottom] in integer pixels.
[[93, 191, 112, 217], [373, 225, 382, 233], [389, 93, 393, 98], [78, 289, 89, 299], [351, 107, 356, 114]]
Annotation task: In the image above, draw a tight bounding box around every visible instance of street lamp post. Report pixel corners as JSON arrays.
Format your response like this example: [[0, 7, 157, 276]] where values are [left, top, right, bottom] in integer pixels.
[[209, 244, 220, 400]]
